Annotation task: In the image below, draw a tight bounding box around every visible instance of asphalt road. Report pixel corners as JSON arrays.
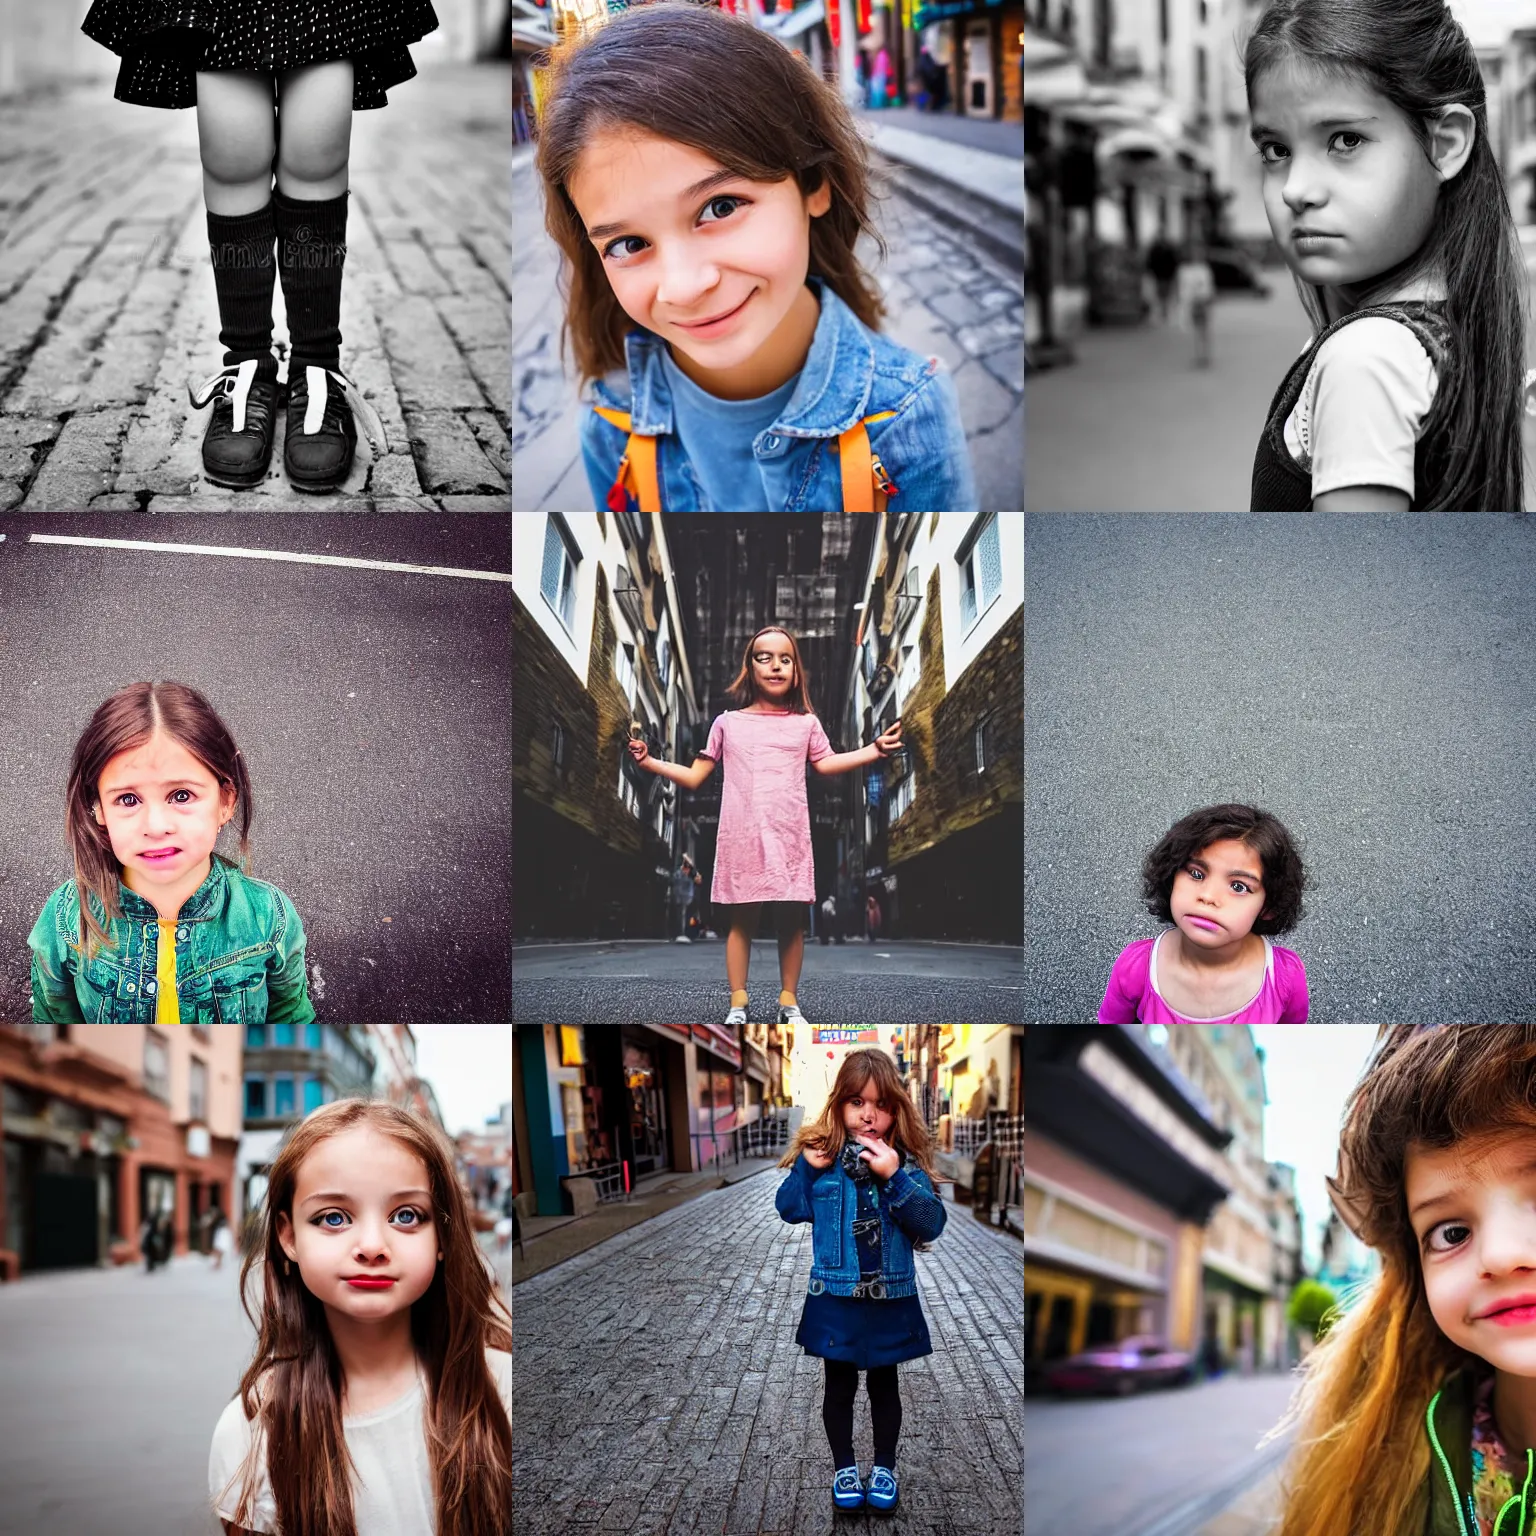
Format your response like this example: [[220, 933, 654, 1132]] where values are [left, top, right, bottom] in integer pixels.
[[511, 937, 1025, 1024], [0, 514, 511, 1022], [1024, 512, 1536, 1024]]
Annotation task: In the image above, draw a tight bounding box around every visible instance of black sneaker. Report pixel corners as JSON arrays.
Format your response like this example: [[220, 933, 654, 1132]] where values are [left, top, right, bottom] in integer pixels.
[[284, 364, 387, 494], [191, 360, 280, 489]]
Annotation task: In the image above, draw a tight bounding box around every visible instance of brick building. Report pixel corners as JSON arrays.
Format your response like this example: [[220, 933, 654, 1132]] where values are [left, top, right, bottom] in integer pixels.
[[849, 512, 1022, 942]]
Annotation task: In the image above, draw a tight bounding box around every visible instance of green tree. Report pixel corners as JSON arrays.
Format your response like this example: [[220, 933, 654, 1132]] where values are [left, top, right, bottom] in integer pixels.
[[1287, 1278, 1341, 1343]]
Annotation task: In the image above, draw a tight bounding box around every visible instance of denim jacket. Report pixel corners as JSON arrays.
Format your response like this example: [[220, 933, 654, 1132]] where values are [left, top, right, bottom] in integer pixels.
[[28, 854, 314, 1024], [580, 276, 979, 512], [775, 1148, 946, 1298]]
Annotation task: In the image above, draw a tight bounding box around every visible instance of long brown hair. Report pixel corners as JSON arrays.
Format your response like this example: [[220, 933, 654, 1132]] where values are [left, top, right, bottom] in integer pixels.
[[216, 1099, 512, 1536], [532, 0, 888, 389], [779, 1046, 938, 1185], [725, 627, 814, 714], [1266, 1026, 1536, 1536], [65, 681, 252, 957]]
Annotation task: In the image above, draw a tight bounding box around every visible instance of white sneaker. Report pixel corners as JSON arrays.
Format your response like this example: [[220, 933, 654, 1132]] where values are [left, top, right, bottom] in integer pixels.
[[724, 1004, 748, 1026], [674, 935, 692, 943], [778, 1003, 807, 1025]]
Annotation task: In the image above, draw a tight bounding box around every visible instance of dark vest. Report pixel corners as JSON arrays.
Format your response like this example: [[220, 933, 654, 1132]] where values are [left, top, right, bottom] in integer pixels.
[[1250, 301, 1453, 511]]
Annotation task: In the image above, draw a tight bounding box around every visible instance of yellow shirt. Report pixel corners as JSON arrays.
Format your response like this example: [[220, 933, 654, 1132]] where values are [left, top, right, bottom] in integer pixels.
[[156, 920, 179, 1023]]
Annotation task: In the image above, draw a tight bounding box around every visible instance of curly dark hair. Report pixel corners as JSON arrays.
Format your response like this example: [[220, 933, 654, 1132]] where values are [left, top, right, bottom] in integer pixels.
[[1140, 803, 1306, 935]]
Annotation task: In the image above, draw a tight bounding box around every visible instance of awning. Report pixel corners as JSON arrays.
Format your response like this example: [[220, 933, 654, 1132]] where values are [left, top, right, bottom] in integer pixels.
[[1097, 125, 1176, 163], [914, 0, 1004, 29], [760, 0, 825, 40]]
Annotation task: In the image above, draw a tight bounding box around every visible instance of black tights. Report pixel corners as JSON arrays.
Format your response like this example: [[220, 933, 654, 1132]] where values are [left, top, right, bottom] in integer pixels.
[[822, 1361, 902, 1470]]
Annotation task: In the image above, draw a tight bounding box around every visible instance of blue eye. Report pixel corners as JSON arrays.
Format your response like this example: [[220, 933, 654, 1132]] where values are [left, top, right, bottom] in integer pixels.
[[311, 1207, 425, 1230]]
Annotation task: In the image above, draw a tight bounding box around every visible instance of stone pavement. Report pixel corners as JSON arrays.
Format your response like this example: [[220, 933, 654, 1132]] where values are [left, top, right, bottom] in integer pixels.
[[0, 62, 511, 512], [511, 140, 1025, 513], [512, 1172, 1023, 1535]]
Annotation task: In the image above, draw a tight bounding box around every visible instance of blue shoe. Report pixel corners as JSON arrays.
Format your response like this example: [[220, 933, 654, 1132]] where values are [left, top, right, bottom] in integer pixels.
[[866, 1466, 899, 1512], [832, 1466, 865, 1511]]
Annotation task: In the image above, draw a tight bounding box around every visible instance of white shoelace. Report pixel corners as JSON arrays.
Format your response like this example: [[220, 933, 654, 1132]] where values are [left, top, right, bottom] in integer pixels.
[[188, 359, 260, 433]]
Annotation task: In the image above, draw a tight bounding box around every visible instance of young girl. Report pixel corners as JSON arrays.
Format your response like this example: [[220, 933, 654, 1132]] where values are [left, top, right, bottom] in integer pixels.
[[27, 681, 314, 1024], [1246, 0, 1527, 512], [1098, 803, 1309, 1023], [209, 1098, 511, 1535], [775, 1048, 946, 1515], [626, 626, 902, 1026], [532, 1, 978, 513], [1269, 1025, 1536, 1535], [79, 2, 419, 491]]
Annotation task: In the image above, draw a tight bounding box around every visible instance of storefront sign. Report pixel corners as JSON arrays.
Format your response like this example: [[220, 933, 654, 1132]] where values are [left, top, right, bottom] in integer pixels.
[[813, 1028, 882, 1044], [647, 1024, 743, 1071]]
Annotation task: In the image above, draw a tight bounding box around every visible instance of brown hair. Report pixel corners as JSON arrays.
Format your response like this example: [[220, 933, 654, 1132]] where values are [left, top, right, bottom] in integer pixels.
[[216, 1099, 512, 1536], [1265, 1026, 1536, 1536], [725, 627, 814, 714], [65, 681, 252, 957], [532, 0, 888, 389], [778, 1046, 938, 1186]]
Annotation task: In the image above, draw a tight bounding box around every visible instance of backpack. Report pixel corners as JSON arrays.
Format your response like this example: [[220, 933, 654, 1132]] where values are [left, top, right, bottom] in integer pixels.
[[591, 406, 900, 512]]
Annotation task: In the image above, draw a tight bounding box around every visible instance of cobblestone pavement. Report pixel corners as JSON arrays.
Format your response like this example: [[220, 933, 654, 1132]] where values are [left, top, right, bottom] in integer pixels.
[[0, 63, 511, 512], [512, 1173, 1023, 1536], [511, 145, 1024, 513]]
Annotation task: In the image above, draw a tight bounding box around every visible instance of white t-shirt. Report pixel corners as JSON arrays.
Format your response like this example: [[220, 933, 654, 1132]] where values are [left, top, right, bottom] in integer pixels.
[[208, 1347, 511, 1535], [1282, 316, 1439, 499]]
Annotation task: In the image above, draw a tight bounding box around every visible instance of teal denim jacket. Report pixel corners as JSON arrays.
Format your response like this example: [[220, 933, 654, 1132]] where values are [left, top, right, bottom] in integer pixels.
[[28, 854, 314, 1023]]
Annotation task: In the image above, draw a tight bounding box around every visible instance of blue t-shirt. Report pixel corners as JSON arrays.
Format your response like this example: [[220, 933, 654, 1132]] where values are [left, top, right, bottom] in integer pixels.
[[659, 345, 800, 513]]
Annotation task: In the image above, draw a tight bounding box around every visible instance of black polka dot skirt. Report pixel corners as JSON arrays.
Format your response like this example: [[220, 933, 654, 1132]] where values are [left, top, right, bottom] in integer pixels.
[[81, 0, 441, 111]]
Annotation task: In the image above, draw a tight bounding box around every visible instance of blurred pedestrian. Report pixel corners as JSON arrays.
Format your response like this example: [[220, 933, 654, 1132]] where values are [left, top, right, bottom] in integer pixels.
[[865, 892, 882, 943], [211, 1211, 234, 1270], [1245, 0, 1524, 512], [1146, 235, 1178, 323], [672, 857, 702, 942], [141, 1211, 159, 1272], [871, 47, 892, 111], [819, 893, 837, 947], [1175, 241, 1216, 368]]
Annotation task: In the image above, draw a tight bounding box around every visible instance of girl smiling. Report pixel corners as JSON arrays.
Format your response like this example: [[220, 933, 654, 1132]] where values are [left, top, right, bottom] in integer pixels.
[[534, 1, 977, 513]]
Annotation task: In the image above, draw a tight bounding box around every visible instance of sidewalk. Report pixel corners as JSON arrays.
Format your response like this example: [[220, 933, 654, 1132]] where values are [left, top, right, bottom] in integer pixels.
[[1194, 1463, 1284, 1536], [0, 62, 511, 511]]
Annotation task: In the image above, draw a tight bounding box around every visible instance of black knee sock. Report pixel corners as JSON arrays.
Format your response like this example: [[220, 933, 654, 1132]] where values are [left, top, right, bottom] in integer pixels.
[[273, 187, 347, 374], [822, 1360, 859, 1469], [868, 1365, 902, 1467], [206, 202, 278, 382]]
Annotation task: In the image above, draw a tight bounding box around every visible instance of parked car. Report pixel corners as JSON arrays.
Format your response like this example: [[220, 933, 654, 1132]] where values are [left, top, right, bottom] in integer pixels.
[[1044, 1335, 1196, 1397], [1207, 244, 1272, 295]]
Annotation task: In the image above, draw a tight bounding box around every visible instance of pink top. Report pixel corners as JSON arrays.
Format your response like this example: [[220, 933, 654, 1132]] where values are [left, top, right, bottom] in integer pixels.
[[702, 709, 832, 905], [1097, 931, 1309, 1024]]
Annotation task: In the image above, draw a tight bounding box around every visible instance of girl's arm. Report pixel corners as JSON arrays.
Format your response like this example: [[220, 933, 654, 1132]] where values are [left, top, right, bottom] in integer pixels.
[[1312, 486, 1410, 511], [266, 893, 315, 1025], [812, 720, 902, 778], [882, 1164, 948, 1244], [28, 896, 85, 1024], [627, 737, 717, 792], [774, 1150, 829, 1223]]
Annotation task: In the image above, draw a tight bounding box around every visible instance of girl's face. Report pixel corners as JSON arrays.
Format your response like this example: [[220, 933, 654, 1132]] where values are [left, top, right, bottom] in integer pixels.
[[749, 632, 797, 704], [841, 1077, 895, 1143], [1407, 1132, 1536, 1374], [276, 1126, 440, 1319], [93, 730, 235, 892], [1248, 59, 1473, 297], [567, 128, 832, 399], [1168, 838, 1271, 948]]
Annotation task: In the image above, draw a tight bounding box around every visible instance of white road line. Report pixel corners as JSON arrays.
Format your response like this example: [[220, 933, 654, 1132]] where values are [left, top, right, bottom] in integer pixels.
[[26, 534, 512, 583]]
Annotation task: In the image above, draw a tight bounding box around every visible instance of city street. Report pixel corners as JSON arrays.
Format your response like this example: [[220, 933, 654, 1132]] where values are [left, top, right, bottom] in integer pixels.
[[1023, 512, 1536, 1024], [511, 141, 1025, 512], [512, 1172, 1023, 1536], [0, 62, 510, 511], [1024, 1373, 1297, 1536], [1026, 236, 1536, 512], [0, 516, 511, 1022], [0, 1232, 511, 1536], [511, 938, 1025, 1024]]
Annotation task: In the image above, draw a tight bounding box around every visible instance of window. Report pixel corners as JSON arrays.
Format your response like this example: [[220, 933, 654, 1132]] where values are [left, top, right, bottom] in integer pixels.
[[190, 1059, 208, 1123], [551, 721, 566, 774], [246, 1024, 265, 1049], [304, 1078, 325, 1114], [975, 713, 996, 775], [958, 514, 1002, 631], [273, 1077, 296, 1117], [658, 636, 671, 690], [615, 643, 637, 707], [274, 1023, 295, 1046], [539, 516, 579, 632], [890, 773, 916, 822], [894, 643, 919, 711], [244, 1077, 266, 1117], [306, 1023, 322, 1049], [143, 1032, 170, 1103], [619, 764, 641, 818]]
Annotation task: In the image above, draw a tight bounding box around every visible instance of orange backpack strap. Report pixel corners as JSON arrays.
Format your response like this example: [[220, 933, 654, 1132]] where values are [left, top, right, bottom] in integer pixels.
[[591, 405, 662, 512], [837, 412, 899, 513]]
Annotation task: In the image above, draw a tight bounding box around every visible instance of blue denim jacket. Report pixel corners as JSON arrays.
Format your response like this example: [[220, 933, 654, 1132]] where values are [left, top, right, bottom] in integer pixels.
[[580, 276, 979, 512], [28, 854, 314, 1024], [775, 1148, 946, 1298]]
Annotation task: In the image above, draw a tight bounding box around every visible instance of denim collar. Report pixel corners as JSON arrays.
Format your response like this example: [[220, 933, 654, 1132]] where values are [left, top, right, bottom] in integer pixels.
[[618, 275, 879, 441], [114, 853, 230, 923]]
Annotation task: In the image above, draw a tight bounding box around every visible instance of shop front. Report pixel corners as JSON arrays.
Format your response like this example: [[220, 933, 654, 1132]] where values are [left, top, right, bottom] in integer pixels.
[[911, 0, 1023, 122]]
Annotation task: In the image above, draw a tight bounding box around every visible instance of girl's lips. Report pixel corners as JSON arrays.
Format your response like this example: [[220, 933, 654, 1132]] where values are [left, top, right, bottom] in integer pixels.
[[673, 290, 755, 337], [141, 848, 180, 861], [1186, 915, 1222, 932], [1484, 1304, 1536, 1327]]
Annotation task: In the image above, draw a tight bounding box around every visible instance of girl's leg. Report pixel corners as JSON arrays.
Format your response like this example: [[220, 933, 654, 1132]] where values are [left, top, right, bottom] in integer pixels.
[[821, 1360, 859, 1470], [775, 904, 805, 1003], [725, 903, 761, 1000], [274, 60, 354, 204], [867, 1365, 902, 1468], [196, 70, 276, 217]]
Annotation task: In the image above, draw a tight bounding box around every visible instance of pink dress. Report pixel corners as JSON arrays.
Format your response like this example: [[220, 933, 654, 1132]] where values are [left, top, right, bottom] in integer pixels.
[[702, 710, 833, 904], [1097, 931, 1309, 1023]]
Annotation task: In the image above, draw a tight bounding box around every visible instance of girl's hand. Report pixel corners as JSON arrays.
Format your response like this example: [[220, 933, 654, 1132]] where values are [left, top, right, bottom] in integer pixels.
[[802, 1143, 834, 1170], [853, 1135, 900, 1180], [875, 720, 903, 757], [626, 737, 650, 767]]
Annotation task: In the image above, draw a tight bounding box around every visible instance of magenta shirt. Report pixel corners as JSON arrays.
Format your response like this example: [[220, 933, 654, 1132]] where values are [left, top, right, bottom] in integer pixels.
[[1098, 931, 1309, 1023]]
